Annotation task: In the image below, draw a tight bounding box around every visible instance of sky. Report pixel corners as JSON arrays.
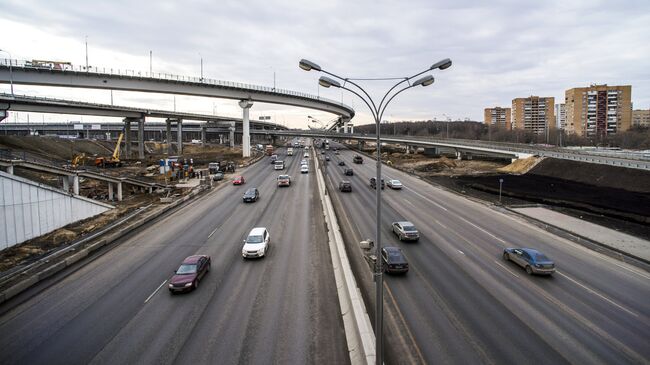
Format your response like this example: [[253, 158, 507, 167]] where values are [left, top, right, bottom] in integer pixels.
[[1, 0, 649, 129]]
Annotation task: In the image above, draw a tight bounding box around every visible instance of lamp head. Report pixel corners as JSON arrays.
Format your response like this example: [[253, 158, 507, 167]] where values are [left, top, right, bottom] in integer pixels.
[[318, 76, 341, 88], [430, 58, 452, 70], [299, 59, 321, 72], [412, 75, 434, 87]]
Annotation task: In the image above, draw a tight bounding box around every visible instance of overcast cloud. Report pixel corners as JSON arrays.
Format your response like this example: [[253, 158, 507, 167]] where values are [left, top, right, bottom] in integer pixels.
[[1, 0, 649, 128]]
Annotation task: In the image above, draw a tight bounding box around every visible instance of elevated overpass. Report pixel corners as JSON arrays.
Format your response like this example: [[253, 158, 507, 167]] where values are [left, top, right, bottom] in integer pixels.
[[0, 58, 355, 157]]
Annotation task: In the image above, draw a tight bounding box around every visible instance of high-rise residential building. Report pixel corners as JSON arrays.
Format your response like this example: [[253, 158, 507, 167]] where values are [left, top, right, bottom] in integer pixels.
[[512, 96, 555, 135], [564, 84, 632, 137], [484, 107, 511, 130], [632, 109, 650, 128], [555, 103, 566, 129]]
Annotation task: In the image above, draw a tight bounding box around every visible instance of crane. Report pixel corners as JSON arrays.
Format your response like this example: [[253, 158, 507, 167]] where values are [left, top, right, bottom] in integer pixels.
[[95, 132, 124, 167]]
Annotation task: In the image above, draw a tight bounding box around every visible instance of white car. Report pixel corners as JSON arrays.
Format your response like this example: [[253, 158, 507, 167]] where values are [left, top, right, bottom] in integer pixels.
[[300, 165, 309, 174], [304, 152, 309, 158], [242, 227, 270, 259], [300, 159, 308, 165], [387, 179, 403, 189]]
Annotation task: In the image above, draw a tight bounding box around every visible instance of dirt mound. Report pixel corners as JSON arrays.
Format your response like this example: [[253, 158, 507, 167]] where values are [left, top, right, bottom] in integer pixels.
[[498, 157, 542, 174], [0, 136, 110, 162]]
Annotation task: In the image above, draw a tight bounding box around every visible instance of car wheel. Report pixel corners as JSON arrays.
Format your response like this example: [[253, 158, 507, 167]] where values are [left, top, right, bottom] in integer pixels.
[[503, 252, 509, 261], [399, 233, 404, 241], [525, 266, 533, 275]]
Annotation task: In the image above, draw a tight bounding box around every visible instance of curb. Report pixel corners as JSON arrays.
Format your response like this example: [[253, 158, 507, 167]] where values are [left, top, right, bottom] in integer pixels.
[[314, 147, 375, 365], [0, 185, 211, 306]]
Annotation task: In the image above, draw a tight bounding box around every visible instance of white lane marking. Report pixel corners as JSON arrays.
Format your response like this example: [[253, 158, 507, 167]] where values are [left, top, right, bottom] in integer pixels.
[[458, 250, 465, 255], [455, 215, 508, 244], [145, 280, 167, 303], [556, 271, 638, 317], [494, 260, 520, 278], [208, 227, 218, 238], [403, 199, 416, 207], [402, 186, 449, 212]]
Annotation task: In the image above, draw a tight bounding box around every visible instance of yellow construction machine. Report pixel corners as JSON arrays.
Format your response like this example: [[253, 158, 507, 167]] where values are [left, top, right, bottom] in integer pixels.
[[95, 132, 124, 168]]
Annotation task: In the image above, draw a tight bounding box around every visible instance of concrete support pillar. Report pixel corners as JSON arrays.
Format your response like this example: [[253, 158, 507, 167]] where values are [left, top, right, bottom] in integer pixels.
[[349, 124, 354, 134], [6, 165, 13, 175], [405, 145, 411, 154], [456, 151, 462, 160], [62, 176, 70, 192], [201, 127, 206, 144], [238, 100, 254, 157], [271, 135, 277, 146], [124, 119, 131, 158], [117, 182, 123, 201], [177, 119, 183, 155], [138, 117, 145, 160], [229, 122, 235, 148], [73, 175, 79, 195], [166, 119, 173, 155], [108, 182, 114, 201]]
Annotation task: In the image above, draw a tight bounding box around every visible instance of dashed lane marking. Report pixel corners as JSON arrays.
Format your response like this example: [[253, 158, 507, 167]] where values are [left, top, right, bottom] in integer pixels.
[[145, 280, 167, 303]]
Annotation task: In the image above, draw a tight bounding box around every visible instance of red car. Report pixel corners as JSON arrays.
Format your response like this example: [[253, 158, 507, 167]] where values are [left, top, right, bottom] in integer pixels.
[[168, 255, 211, 293], [233, 176, 245, 185]]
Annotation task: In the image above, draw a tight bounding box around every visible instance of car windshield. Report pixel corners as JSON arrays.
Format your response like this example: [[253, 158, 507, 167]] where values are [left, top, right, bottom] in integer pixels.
[[403, 225, 416, 232], [535, 253, 551, 261], [392, 180, 401, 184], [388, 252, 404, 260], [176, 264, 197, 274], [245, 189, 255, 195], [247, 235, 263, 243]]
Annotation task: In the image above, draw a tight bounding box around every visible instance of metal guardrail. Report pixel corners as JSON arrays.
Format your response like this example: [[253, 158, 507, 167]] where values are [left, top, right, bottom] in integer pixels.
[[0, 58, 353, 112]]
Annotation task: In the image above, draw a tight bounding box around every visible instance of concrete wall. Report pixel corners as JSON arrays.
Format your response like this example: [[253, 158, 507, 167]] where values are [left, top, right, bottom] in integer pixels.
[[0, 171, 113, 250]]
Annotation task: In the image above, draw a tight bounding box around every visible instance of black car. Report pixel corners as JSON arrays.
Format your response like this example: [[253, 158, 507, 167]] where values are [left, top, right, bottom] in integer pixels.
[[381, 247, 409, 274], [353, 155, 363, 164], [242, 188, 259, 202], [338, 161, 346, 166], [339, 180, 352, 192], [370, 177, 385, 189], [344, 168, 354, 176]]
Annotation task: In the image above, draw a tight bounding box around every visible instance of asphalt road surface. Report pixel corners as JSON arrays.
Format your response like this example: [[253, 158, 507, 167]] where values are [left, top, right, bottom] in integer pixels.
[[0, 143, 349, 365], [321, 142, 650, 364]]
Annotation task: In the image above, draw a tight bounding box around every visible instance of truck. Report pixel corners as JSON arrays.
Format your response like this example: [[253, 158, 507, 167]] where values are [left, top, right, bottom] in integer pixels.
[[208, 162, 220, 174], [287, 147, 294, 156], [265, 145, 274, 156], [324, 140, 330, 150]]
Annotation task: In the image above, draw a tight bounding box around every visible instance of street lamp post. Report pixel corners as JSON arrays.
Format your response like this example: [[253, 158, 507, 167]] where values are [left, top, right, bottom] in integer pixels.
[[299, 57, 451, 365], [499, 178, 504, 204], [0, 49, 14, 95]]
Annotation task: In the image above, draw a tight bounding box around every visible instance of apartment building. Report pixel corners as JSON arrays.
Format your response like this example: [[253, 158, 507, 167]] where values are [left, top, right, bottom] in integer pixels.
[[555, 103, 566, 129], [512, 96, 555, 135], [565, 84, 632, 137], [632, 109, 650, 128], [484, 107, 512, 130]]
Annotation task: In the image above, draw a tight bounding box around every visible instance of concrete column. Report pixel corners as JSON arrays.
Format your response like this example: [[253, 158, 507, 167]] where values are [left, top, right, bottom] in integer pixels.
[[108, 182, 114, 201], [62, 176, 70, 192], [166, 119, 173, 154], [238, 100, 253, 157], [73, 175, 79, 195], [405, 145, 411, 154], [201, 126, 206, 144], [229, 124, 235, 148], [138, 117, 145, 160], [219, 134, 224, 145], [349, 124, 354, 134], [124, 119, 131, 158], [6, 165, 13, 174], [117, 182, 123, 201], [177, 119, 183, 155], [456, 151, 462, 160]]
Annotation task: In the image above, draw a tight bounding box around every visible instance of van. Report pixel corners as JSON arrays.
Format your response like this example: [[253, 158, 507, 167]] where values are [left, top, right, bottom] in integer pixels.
[[287, 148, 294, 156], [274, 160, 284, 170]]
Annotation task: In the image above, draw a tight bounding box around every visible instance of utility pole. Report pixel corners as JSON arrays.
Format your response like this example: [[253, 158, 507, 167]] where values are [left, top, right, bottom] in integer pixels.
[[149, 50, 152, 75], [85, 35, 89, 71]]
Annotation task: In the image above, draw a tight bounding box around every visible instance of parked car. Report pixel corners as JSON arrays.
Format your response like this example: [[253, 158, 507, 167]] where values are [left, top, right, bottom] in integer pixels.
[[212, 172, 224, 181], [339, 180, 352, 192], [168, 255, 211, 293], [353, 155, 363, 164], [381, 247, 409, 274], [277, 174, 291, 187], [387, 179, 403, 189], [233, 176, 245, 185], [392, 221, 420, 241], [242, 188, 259, 202], [370, 177, 385, 189], [338, 161, 346, 166], [242, 227, 270, 259], [503, 248, 556, 275], [300, 164, 309, 174]]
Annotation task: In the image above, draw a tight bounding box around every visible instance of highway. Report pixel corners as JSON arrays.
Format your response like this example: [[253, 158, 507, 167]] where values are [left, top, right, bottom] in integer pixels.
[[321, 142, 650, 364], [0, 143, 350, 365]]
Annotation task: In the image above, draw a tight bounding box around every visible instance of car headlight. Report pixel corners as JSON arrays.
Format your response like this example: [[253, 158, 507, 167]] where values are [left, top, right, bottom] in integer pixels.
[[258, 248, 265, 254], [535, 264, 542, 268], [168, 284, 174, 288], [184, 282, 193, 287]]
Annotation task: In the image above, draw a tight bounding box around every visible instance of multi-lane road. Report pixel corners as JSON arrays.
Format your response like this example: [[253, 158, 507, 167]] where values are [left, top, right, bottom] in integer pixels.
[[322, 142, 649, 364], [0, 143, 349, 365], [1, 139, 649, 365]]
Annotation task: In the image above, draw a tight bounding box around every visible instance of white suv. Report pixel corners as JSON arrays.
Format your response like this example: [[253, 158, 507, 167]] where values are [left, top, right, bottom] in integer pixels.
[[242, 227, 270, 259]]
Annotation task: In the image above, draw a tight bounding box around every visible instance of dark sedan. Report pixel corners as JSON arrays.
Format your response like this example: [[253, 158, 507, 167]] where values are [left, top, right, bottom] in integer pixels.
[[382, 247, 409, 274], [243, 188, 259, 202], [338, 161, 346, 166], [344, 168, 354, 176], [503, 247, 555, 275], [169, 255, 211, 293]]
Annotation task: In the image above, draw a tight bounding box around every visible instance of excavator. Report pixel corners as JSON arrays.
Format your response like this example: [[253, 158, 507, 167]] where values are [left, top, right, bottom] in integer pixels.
[[71, 153, 87, 169], [95, 132, 124, 168]]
